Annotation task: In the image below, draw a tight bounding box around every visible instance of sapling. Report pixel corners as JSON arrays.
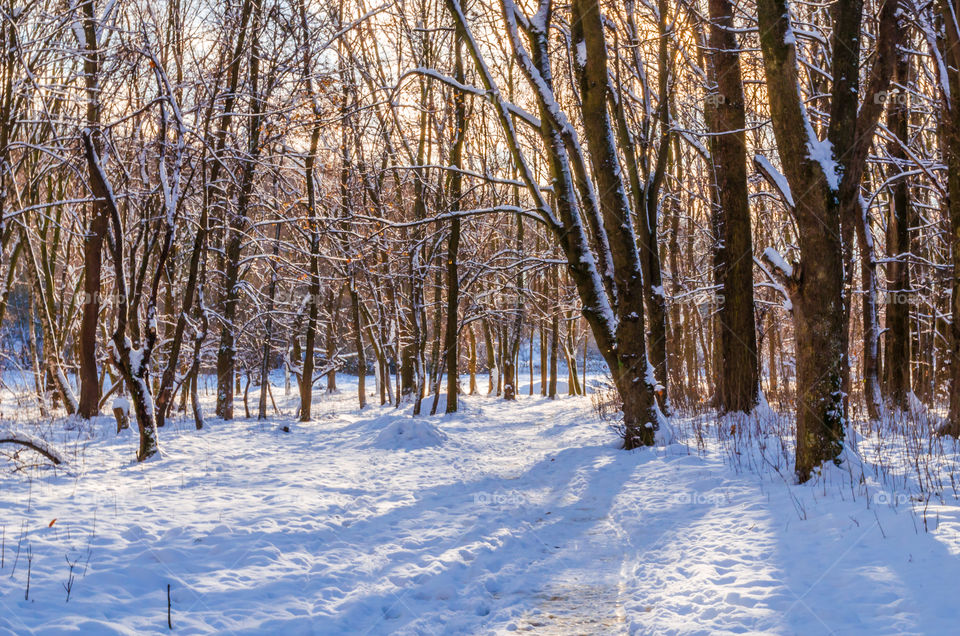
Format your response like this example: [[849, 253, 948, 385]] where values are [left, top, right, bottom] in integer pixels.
[[64, 554, 77, 602]]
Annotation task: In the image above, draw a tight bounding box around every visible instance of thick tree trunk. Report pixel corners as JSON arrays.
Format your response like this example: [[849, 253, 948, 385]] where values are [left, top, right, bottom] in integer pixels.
[[82, 131, 166, 460], [613, 0, 671, 413], [940, 0, 960, 433], [756, 0, 848, 479], [448, 0, 660, 445], [503, 354, 516, 400], [444, 214, 460, 412], [757, 0, 898, 479], [78, 207, 106, 418], [571, 0, 660, 445], [78, 0, 104, 419], [706, 0, 759, 414]]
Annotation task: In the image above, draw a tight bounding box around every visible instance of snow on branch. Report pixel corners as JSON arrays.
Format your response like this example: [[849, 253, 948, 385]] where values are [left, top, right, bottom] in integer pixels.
[[756, 248, 797, 312], [762, 247, 793, 278], [0, 429, 66, 465], [401, 68, 542, 130], [753, 155, 795, 210]]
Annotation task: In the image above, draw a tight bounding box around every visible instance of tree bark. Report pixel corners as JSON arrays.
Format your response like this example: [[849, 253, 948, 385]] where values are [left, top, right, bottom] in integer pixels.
[[350, 283, 366, 409], [78, 0, 105, 418], [447, 0, 660, 446], [444, 23, 467, 413], [884, 52, 911, 409], [705, 0, 759, 414], [258, 225, 281, 419], [756, 0, 899, 479], [468, 325, 478, 394], [215, 0, 264, 420], [941, 0, 960, 433]]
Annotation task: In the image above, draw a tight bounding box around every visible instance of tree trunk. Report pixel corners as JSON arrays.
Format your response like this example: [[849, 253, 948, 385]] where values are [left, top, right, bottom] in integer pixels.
[[326, 287, 341, 393], [942, 0, 960, 434], [350, 283, 366, 409], [884, 55, 911, 410], [571, 0, 660, 444], [78, 0, 105, 419], [549, 309, 558, 399], [468, 325, 478, 394], [448, 0, 660, 446], [258, 225, 281, 419], [216, 0, 264, 420], [299, 124, 322, 421], [444, 25, 467, 413], [483, 319, 496, 394], [756, 0, 898, 479], [856, 192, 884, 420], [540, 322, 547, 396], [706, 0, 759, 414]]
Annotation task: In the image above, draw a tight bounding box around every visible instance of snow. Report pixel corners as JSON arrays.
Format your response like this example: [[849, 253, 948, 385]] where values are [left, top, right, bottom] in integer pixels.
[[127, 346, 143, 376], [800, 114, 840, 191], [112, 397, 129, 415], [3, 374, 960, 634], [783, 22, 796, 46], [754, 154, 795, 208], [372, 415, 447, 449], [575, 41, 587, 67], [0, 429, 67, 465], [806, 133, 840, 190], [763, 246, 793, 278]]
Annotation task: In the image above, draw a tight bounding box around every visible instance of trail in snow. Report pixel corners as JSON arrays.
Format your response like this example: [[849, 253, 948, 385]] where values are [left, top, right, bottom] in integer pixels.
[[1, 374, 959, 634]]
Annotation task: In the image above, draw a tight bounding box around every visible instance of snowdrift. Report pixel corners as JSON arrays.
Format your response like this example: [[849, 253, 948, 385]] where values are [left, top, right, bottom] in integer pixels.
[[372, 415, 447, 449]]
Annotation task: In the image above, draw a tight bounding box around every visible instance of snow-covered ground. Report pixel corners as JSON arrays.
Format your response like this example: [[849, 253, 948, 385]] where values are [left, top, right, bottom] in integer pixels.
[[2, 374, 960, 634]]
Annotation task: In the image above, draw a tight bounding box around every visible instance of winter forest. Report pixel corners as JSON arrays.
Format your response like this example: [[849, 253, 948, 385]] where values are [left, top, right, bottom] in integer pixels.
[[2, 0, 960, 632]]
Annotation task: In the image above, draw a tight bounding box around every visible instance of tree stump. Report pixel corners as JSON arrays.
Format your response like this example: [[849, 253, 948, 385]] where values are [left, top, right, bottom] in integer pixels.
[[113, 398, 130, 434]]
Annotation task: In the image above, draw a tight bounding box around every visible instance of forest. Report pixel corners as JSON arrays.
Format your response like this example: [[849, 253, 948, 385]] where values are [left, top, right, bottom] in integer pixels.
[[1, 0, 960, 632]]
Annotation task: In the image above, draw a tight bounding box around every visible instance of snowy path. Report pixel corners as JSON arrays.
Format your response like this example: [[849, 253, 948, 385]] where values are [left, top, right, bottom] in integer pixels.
[[2, 377, 960, 634]]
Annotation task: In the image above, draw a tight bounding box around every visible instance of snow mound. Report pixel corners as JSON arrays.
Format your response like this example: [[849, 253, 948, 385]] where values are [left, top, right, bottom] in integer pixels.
[[373, 417, 447, 449]]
